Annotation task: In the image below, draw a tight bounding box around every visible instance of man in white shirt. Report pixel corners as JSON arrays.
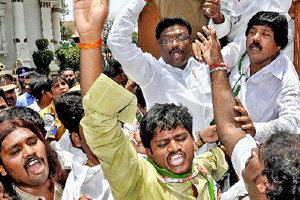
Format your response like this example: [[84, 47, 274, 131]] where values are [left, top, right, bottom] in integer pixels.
[[204, 0, 297, 60], [196, 23, 300, 200], [55, 92, 113, 200], [108, 0, 215, 146], [195, 11, 300, 144]]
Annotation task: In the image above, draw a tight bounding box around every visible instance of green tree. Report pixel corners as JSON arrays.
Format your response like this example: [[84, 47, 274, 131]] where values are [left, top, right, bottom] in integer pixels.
[[56, 46, 80, 72], [32, 39, 54, 75]]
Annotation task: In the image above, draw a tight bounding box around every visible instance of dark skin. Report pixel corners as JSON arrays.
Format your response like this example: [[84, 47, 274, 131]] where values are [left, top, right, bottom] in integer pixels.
[[196, 25, 269, 199]]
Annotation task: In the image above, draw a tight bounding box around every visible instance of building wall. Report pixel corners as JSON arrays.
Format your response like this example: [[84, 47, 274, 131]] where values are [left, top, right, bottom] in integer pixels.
[[0, 0, 60, 73]]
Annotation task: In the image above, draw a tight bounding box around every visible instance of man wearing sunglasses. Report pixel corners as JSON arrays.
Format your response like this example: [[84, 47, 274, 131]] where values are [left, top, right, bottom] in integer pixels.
[[108, 0, 216, 152]]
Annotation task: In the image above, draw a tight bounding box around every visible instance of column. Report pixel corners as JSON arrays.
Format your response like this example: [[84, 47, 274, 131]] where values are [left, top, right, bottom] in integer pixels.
[[40, 1, 58, 71], [12, 0, 31, 67], [51, 3, 61, 51]]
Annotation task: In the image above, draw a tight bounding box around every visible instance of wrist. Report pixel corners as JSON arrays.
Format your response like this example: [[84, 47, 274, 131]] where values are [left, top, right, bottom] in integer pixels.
[[212, 13, 224, 24], [195, 132, 206, 148]]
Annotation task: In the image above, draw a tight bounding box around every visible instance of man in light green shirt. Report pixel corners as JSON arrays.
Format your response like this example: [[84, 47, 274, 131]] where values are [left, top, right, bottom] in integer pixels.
[[75, 0, 227, 199]]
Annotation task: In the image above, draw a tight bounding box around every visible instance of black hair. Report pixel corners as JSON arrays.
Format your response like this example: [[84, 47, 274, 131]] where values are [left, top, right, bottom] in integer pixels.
[[62, 68, 75, 74], [24, 71, 41, 80], [140, 103, 193, 149], [134, 84, 146, 109], [30, 76, 51, 100], [155, 16, 192, 40], [246, 11, 288, 49], [0, 119, 62, 199], [103, 59, 124, 78], [55, 91, 83, 135], [49, 74, 68, 87], [0, 107, 46, 136], [261, 133, 300, 200]]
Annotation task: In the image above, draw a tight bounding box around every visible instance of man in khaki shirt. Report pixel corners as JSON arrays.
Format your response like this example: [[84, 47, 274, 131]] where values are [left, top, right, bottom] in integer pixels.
[[75, 0, 227, 199]]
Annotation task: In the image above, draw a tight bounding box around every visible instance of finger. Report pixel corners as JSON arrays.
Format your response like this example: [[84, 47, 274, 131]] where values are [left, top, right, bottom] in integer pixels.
[[235, 116, 251, 123], [195, 39, 205, 51], [207, 25, 217, 40], [202, 26, 211, 39], [197, 31, 207, 44], [241, 124, 254, 130], [234, 105, 249, 117], [235, 97, 243, 107], [192, 43, 202, 62]]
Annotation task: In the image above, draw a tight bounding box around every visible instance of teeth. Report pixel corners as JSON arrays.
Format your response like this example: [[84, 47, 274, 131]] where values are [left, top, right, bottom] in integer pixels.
[[29, 160, 38, 166]]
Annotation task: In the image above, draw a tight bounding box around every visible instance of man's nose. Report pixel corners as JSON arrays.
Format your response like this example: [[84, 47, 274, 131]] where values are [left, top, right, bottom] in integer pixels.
[[168, 139, 182, 152], [23, 145, 35, 158], [252, 32, 261, 42]]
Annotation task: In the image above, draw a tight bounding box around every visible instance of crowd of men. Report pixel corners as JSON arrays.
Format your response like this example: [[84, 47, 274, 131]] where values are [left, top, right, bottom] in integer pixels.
[[0, 0, 299, 199]]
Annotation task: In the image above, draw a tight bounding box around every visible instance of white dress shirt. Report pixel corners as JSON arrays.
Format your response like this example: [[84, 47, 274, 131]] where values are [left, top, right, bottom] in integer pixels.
[[222, 37, 300, 143], [108, 0, 213, 134], [210, 0, 294, 61], [62, 149, 113, 200]]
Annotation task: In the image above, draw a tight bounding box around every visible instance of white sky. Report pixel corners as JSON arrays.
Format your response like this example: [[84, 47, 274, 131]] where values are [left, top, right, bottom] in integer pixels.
[[64, 0, 128, 21]]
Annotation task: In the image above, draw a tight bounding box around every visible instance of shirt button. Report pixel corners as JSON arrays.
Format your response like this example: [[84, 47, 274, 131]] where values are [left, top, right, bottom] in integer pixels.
[[86, 94, 91, 99]]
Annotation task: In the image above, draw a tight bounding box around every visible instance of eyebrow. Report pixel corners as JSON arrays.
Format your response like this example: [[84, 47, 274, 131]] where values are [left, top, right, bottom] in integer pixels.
[[161, 32, 185, 37], [6, 135, 37, 152], [155, 132, 187, 143]]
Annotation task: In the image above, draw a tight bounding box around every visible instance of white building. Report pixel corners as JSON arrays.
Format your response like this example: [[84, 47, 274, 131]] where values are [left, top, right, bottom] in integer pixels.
[[0, 0, 61, 71]]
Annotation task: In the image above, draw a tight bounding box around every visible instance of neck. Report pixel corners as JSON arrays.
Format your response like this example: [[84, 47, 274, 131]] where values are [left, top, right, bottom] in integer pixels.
[[250, 54, 278, 76], [17, 178, 54, 200], [38, 99, 52, 110]]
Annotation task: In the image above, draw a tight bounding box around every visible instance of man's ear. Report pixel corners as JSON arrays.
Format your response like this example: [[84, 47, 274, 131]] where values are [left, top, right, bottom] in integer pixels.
[[0, 165, 7, 176], [257, 177, 269, 194], [145, 148, 153, 160], [71, 132, 81, 148]]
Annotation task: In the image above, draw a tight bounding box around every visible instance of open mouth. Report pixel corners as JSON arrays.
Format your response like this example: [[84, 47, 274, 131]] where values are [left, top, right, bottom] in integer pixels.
[[170, 49, 183, 60], [249, 42, 262, 51], [168, 153, 185, 166], [24, 156, 44, 174]]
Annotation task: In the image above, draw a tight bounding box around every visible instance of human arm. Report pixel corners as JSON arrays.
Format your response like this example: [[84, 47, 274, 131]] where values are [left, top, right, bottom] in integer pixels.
[[196, 26, 246, 156], [81, 75, 139, 198], [194, 125, 219, 148], [74, 0, 108, 96], [107, 0, 156, 87], [288, 0, 300, 19]]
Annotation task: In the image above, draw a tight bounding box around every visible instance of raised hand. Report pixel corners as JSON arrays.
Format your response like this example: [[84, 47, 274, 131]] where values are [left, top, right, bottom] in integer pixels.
[[74, 0, 108, 43], [203, 0, 224, 24], [234, 97, 256, 137], [195, 25, 223, 65]]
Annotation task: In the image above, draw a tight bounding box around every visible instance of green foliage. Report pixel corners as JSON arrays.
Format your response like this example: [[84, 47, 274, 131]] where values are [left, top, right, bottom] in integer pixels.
[[35, 39, 49, 51], [132, 31, 138, 45], [32, 50, 54, 75], [56, 46, 80, 71], [61, 25, 74, 41]]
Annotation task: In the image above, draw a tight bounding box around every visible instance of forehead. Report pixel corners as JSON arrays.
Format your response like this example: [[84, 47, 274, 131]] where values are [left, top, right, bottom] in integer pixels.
[[63, 70, 74, 75], [160, 25, 189, 37], [153, 126, 190, 139], [1, 128, 39, 150], [52, 79, 66, 85], [249, 25, 274, 33]]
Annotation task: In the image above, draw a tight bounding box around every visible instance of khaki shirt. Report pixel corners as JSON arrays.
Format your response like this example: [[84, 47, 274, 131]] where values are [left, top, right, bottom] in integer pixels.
[[81, 74, 228, 200]]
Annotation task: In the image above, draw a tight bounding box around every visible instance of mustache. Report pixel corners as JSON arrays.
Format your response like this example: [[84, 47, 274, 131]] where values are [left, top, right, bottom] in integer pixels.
[[169, 47, 183, 54], [249, 42, 262, 50], [23, 155, 44, 173]]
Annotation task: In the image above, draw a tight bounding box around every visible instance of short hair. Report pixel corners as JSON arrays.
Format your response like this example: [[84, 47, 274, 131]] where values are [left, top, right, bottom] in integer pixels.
[[0, 119, 62, 199], [0, 88, 7, 104], [30, 76, 51, 100], [62, 68, 75, 74], [0, 107, 46, 136], [155, 16, 192, 40], [103, 59, 124, 78], [140, 103, 193, 149], [24, 71, 41, 80], [49, 74, 67, 87], [55, 91, 83, 135], [245, 11, 288, 49], [261, 133, 300, 200]]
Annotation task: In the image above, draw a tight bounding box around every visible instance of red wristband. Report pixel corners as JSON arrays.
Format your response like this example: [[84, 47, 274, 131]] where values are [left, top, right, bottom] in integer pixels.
[[209, 63, 231, 70]]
